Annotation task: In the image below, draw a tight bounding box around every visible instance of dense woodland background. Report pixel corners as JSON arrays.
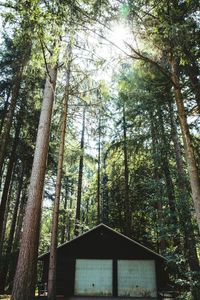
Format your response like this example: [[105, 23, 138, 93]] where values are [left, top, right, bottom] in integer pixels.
[[0, 0, 200, 299]]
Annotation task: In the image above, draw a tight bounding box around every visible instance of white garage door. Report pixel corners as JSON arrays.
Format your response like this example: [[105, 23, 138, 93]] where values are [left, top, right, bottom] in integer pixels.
[[118, 260, 157, 297], [75, 259, 113, 296]]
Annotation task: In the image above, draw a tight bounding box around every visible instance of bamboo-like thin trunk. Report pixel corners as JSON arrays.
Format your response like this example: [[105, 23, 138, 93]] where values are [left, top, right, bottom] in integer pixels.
[[122, 103, 131, 236], [11, 64, 58, 300], [97, 114, 101, 224], [48, 63, 70, 300], [74, 107, 86, 237], [60, 187, 68, 244]]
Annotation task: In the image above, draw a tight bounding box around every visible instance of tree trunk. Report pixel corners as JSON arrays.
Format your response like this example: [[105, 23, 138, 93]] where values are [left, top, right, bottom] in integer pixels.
[[168, 100, 200, 300], [102, 152, 109, 224], [157, 106, 179, 247], [48, 62, 70, 300], [0, 122, 21, 249], [74, 107, 86, 237], [150, 113, 166, 253], [11, 64, 58, 300], [97, 114, 101, 224], [122, 102, 131, 236], [0, 91, 11, 135], [13, 191, 28, 249], [102, 174, 109, 224], [60, 186, 68, 244], [0, 67, 24, 178], [0, 166, 24, 292], [0, 164, 16, 292], [170, 55, 200, 233], [7, 186, 28, 293], [66, 178, 75, 241]]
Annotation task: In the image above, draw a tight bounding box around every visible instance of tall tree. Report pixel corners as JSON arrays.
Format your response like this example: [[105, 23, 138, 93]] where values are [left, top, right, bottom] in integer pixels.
[[125, 0, 200, 233], [48, 46, 71, 300], [11, 59, 59, 300]]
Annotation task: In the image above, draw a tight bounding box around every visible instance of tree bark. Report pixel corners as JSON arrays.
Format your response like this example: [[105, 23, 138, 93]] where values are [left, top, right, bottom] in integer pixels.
[[67, 193, 73, 241], [13, 191, 28, 249], [157, 106, 179, 247], [11, 64, 58, 300], [170, 55, 200, 233], [97, 113, 101, 224], [122, 102, 131, 236], [60, 185, 68, 244], [0, 166, 24, 292], [0, 91, 11, 136], [74, 107, 86, 237], [6, 191, 28, 292], [0, 122, 21, 248], [48, 63, 70, 300]]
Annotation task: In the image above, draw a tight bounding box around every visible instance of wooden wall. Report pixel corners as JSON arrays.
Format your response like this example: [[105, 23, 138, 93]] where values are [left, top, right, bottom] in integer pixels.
[[39, 226, 169, 296]]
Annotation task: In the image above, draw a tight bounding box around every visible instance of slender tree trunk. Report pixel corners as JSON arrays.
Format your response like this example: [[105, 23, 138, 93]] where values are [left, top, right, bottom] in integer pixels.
[[48, 62, 70, 300], [102, 174, 109, 224], [7, 186, 28, 293], [60, 186, 68, 244], [11, 64, 58, 300], [122, 102, 131, 236], [0, 67, 24, 178], [0, 91, 11, 135], [67, 195, 73, 241], [0, 164, 16, 293], [0, 164, 16, 249], [0, 166, 24, 292], [102, 152, 109, 224], [13, 191, 27, 249], [157, 106, 179, 247], [150, 114, 166, 253], [97, 114, 101, 224], [0, 122, 21, 248], [74, 107, 86, 237], [170, 55, 200, 233]]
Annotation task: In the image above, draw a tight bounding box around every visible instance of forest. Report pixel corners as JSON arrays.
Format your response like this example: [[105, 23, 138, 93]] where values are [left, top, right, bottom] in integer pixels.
[[0, 0, 200, 299]]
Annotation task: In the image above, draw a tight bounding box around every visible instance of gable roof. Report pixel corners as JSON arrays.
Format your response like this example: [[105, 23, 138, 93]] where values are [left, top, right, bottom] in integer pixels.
[[39, 223, 165, 260]]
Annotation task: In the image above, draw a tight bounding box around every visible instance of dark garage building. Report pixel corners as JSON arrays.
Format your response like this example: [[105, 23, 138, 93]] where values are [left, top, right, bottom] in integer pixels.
[[38, 223, 171, 299]]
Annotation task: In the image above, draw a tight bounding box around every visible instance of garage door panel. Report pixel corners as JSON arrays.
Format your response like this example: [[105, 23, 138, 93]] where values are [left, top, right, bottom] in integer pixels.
[[118, 260, 157, 297], [75, 259, 112, 296]]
